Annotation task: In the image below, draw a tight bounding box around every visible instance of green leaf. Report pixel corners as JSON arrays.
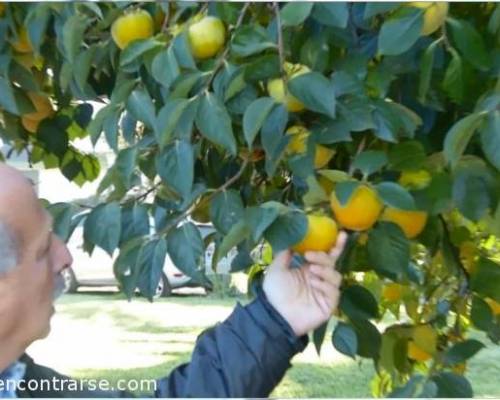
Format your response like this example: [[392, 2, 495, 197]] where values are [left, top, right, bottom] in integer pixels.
[[215, 220, 250, 264], [114, 147, 137, 189], [0, 77, 20, 115], [488, 4, 500, 35], [376, 182, 416, 211], [364, 3, 400, 19], [311, 118, 352, 144], [334, 181, 361, 206], [167, 222, 205, 281], [243, 97, 275, 148], [126, 89, 156, 129], [312, 322, 328, 355], [352, 150, 388, 177], [281, 2, 314, 26], [172, 31, 197, 70], [340, 285, 379, 321], [352, 319, 382, 359], [471, 295, 494, 332], [231, 25, 276, 57], [151, 46, 180, 89], [195, 92, 237, 156], [83, 202, 121, 256], [74, 45, 97, 92], [120, 204, 149, 245], [136, 238, 168, 301], [311, 3, 349, 28], [62, 15, 90, 64], [332, 322, 358, 359], [47, 203, 78, 242], [288, 72, 336, 118], [120, 38, 162, 67], [442, 48, 464, 104], [243, 54, 281, 83], [103, 108, 120, 152], [245, 205, 281, 243], [155, 99, 190, 148], [471, 257, 500, 303], [443, 112, 487, 168], [443, 339, 485, 366], [388, 141, 427, 171], [156, 140, 194, 199], [418, 38, 442, 103], [264, 210, 308, 253], [367, 222, 410, 279], [480, 111, 500, 171], [452, 158, 496, 221], [447, 18, 491, 71], [209, 190, 245, 235], [431, 372, 473, 398], [114, 240, 143, 300], [378, 8, 423, 56]]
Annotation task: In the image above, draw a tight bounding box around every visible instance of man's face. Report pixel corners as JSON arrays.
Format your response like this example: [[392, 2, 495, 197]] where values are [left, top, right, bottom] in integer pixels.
[[0, 173, 73, 347]]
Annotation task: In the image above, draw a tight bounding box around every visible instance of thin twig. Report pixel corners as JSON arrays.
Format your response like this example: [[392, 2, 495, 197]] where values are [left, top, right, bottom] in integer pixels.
[[160, 2, 170, 34], [204, 2, 251, 90], [347, 135, 367, 176], [273, 2, 286, 84]]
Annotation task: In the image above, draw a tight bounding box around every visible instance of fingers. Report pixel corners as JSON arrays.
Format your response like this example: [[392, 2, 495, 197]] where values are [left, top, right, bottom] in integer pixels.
[[304, 231, 348, 268], [310, 264, 342, 288], [309, 275, 340, 315]]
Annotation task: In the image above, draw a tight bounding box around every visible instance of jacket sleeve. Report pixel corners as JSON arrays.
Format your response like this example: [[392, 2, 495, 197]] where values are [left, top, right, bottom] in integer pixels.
[[155, 287, 308, 398]]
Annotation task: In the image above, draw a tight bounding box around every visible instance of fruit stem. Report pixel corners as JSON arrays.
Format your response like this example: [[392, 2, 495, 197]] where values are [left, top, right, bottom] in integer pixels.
[[347, 135, 367, 176]]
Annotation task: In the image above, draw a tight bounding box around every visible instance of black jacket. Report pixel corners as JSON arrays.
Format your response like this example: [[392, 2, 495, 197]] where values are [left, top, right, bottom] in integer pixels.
[[17, 288, 308, 398]]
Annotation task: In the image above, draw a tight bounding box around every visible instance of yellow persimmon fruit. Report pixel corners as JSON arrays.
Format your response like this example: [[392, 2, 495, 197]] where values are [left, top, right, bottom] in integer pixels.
[[267, 62, 310, 112], [380, 208, 428, 239], [292, 215, 338, 255], [398, 169, 432, 190], [409, 2, 449, 35], [111, 9, 154, 50], [330, 184, 383, 231], [188, 16, 226, 59], [286, 125, 335, 169], [382, 283, 404, 302]]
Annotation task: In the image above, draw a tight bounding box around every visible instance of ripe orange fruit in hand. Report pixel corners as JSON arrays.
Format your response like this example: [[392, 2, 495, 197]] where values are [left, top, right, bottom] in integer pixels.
[[267, 62, 310, 112], [188, 16, 226, 59], [380, 208, 428, 239], [111, 10, 154, 50], [330, 184, 383, 231], [286, 126, 335, 169], [292, 215, 338, 255]]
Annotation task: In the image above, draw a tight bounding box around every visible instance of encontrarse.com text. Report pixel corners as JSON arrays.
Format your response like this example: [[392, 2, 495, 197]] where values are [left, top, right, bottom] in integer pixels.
[[0, 377, 157, 393]]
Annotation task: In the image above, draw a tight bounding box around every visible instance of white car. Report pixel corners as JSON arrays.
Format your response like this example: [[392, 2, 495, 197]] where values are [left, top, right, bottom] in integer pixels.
[[62, 223, 235, 298]]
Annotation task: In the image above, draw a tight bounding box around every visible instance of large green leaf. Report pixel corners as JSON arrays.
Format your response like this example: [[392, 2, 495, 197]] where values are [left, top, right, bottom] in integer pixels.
[[443, 112, 487, 168], [155, 98, 190, 148], [332, 322, 358, 359], [443, 340, 485, 366], [376, 182, 416, 211], [126, 89, 156, 129], [340, 285, 379, 321], [120, 204, 149, 245], [152, 46, 180, 89], [167, 222, 205, 280], [364, 3, 400, 19], [442, 48, 465, 104], [471, 257, 500, 303], [209, 190, 245, 235], [280, 2, 313, 26], [388, 141, 427, 171], [471, 295, 494, 332], [311, 3, 348, 28], [447, 18, 492, 71], [418, 38, 441, 103], [480, 111, 500, 171], [136, 238, 168, 301], [47, 202, 79, 242], [231, 25, 276, 57], [243, 97, 275, 148], [431, 372, 473, 398], [245, 204, 281, 243], [62, 14, 90, 64], [195, 92, 237, 155], [120, 38, 162, 67], [83, 202, 121, 256], [264, 210, 308, 253], [352, 150, 388, 177], [156, 140, 194, 199], [378, 8, 423, 56], [288, 72, 336, 118], [367, 222, 410, 279]]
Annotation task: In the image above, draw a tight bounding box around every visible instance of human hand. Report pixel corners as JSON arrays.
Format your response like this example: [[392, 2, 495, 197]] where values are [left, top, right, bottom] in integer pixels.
[[262, 232, 348, 337]]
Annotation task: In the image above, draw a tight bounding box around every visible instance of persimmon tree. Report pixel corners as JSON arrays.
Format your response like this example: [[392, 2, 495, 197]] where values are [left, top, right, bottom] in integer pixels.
[[0, 2, 499, 397]]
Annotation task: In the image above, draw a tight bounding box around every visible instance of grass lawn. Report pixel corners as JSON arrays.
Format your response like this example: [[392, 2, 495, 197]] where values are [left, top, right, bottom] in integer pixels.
[[26, 291, 500, 398]]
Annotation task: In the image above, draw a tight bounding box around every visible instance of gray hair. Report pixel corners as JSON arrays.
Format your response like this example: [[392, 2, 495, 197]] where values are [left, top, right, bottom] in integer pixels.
[[0, 221, 18, 274]]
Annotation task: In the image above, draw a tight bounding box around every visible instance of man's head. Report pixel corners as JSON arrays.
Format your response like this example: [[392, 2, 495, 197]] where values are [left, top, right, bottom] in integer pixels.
[[0, 163, 72, 352]]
